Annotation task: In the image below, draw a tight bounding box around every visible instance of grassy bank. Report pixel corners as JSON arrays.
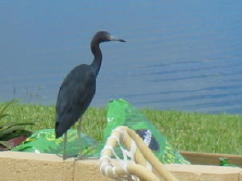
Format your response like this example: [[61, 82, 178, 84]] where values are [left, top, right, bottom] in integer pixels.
[[1, 102, 241, 155]]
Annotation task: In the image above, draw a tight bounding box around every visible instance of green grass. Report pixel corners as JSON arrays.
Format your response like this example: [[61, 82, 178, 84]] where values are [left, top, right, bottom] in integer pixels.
[[143, 110, 242, 155], [1, 101, 241, 155]]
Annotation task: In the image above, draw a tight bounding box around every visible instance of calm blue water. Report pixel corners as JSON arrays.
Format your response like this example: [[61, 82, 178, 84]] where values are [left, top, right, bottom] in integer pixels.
[[0, 1, 242, 113]]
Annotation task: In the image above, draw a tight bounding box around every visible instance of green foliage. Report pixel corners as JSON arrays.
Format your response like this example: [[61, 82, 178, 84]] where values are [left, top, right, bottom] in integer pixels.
[[0, 100, 13, 120], [0, 101, 33, 149], [219, 157, 238, 167], [142, 109, 242, 155]]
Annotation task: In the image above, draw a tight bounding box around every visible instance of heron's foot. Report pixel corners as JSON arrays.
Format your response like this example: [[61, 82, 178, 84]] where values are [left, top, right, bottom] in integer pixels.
[[62, 153, 71, 160], [75, 154, 99, 161], [63, 154, 68, 160], [56, 153, 78, 160], [56, 153, 69, 160], [75, 154, 87, 160]]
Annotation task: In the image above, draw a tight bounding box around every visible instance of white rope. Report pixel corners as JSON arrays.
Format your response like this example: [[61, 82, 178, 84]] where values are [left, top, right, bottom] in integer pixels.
[[99, 155, 110, 162], [129, 140, 137, 160], [100, 126, 178, 181], [100, 129, 130, 176], [100, 127, 153, 181], [109, 134, 120, 143], [114, 128, 141, 181]]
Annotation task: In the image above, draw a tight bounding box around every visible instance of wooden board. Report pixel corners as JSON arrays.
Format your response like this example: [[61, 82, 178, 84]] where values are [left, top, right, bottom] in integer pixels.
[[181, 151, 242, 167]]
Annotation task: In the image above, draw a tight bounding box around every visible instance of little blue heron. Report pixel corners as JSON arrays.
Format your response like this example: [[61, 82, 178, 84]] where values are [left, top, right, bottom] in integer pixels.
[[55, 31, 125, 159]]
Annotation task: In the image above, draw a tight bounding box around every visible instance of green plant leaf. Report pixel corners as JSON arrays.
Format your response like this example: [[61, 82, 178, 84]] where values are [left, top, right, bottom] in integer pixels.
[[0, 100, 15, 115], [0, 141, 12, 149], [0, 100, 16, 123], [0, 122, 34, 129], [0, 114, 9, 120], [0, 101, 33, 142]]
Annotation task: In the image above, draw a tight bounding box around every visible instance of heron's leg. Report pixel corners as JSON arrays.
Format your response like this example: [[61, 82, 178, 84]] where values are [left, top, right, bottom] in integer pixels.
[[76, 118, 86, 159], [63, 132, 67, 160], [77, 118, 82, 139]]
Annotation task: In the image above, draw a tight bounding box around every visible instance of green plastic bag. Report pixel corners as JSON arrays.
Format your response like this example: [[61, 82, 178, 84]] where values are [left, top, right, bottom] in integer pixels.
[[101, 99, 189, 164], [12, 129, 97, 156]]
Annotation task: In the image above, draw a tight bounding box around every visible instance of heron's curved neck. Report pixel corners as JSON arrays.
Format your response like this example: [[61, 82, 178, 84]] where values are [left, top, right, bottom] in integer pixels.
[[91, 42, 102, 76]]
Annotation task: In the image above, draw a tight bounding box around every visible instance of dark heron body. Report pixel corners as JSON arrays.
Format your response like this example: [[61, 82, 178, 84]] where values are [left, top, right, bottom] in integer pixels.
[[55, 31, 125, 159]]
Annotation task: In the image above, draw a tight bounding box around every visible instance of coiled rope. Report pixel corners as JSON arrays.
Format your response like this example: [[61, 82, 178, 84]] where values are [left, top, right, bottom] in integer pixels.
[[100, 126, 178, 181]]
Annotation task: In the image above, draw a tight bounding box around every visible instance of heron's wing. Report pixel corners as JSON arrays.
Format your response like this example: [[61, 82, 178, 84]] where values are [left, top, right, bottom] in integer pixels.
[[55, 66, 96, 137]]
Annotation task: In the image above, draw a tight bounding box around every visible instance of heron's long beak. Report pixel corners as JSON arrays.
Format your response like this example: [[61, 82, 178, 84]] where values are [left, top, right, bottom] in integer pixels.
[[110, 35, 126, 42]]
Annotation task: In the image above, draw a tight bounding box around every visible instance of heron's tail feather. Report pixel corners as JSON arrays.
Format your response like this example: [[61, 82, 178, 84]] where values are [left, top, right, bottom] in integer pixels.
[[55, 121, 64, 138]]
